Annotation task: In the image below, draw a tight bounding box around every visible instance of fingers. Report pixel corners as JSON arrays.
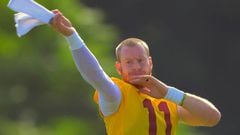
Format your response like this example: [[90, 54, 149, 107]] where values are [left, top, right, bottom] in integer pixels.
[[50, 9, 65, 25], [52, 9, 62, 15], [129, 75, 151, 85], [55, 14, 62, 28], [139, 87, 151, 93], [52, 9, 59, 14], [49, 10, 74, 36], [60, 15, 72, 27], [50, 12, 61, 25]]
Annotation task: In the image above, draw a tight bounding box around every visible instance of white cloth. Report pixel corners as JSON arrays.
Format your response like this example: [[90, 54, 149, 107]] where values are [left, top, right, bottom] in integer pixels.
[[8, 0, 54, 23], [8, 0, 55, 37], [14, 12, 44, 37]]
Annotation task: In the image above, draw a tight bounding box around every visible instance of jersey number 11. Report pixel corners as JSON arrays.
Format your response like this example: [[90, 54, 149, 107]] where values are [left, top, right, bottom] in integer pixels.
[[143, 99, 172, 135]]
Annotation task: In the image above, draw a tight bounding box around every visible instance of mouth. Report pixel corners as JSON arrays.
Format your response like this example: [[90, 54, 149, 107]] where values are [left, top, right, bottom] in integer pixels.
[[128, 71, 146, 76]]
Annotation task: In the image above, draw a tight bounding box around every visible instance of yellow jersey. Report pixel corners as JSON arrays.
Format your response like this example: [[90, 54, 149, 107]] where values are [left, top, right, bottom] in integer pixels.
[[94, 77, 179, 135]]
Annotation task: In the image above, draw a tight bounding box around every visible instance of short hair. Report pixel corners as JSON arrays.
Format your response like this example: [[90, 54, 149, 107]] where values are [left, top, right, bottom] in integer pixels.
[[115, 38, 150, 61]]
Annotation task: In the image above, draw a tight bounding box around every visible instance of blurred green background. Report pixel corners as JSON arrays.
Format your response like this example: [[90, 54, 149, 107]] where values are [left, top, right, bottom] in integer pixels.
[[1, 0, 238, 134], [1, 0, 118, 134]]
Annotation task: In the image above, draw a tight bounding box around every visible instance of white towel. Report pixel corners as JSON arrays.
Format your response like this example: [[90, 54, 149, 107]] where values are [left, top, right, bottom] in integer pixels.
[[14, 12, 45, 37], [8, 0, 54, 23], [7, 0, 55, 37]]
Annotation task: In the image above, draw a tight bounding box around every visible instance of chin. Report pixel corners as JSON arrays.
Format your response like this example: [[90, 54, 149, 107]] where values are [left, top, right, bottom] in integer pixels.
[[128, 72, 147, 76]]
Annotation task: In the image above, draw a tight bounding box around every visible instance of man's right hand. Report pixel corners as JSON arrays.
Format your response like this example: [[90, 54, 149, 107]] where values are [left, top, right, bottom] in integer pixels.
[[50, 9, 74, 36]]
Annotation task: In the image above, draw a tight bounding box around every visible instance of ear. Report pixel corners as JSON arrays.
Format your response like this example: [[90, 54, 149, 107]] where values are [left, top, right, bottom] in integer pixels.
[[115, 61, 122, 75], [149, 56, 153, 74]]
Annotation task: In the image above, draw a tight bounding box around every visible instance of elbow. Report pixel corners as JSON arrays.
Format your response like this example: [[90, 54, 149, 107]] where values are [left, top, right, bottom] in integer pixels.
[[206, 110, 221, 127]]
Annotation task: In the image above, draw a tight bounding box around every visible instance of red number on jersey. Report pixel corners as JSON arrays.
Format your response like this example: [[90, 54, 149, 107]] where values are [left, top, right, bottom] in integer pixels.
[[143, 99, 172, 135]]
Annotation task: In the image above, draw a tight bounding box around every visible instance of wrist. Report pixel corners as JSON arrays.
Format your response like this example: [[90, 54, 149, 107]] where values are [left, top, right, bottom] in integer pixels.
[[164, 87, 186, 105], [64, 27, 75, 36], [65, 29, 85, 50]]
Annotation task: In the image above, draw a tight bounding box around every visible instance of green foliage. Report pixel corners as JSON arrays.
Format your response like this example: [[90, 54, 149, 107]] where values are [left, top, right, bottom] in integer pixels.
[[177, 124, 208, 135], [0, 116, 97, 135], [1, 0, 116, 134]]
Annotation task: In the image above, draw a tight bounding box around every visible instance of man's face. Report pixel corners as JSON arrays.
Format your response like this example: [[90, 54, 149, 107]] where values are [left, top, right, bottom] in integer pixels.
[[115, 45, 153, 82]]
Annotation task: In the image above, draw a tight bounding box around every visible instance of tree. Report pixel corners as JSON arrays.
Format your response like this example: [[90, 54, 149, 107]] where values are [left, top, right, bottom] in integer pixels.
[[0, 0, 118, 134]]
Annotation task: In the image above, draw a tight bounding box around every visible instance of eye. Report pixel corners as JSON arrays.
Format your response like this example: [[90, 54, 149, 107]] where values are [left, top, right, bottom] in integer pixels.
[[126, 60, 131, 64], [138, 59, 143, 63]]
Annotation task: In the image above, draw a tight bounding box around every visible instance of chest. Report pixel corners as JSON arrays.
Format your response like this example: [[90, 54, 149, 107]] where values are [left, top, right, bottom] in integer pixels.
[[118, 89, 178, 135]]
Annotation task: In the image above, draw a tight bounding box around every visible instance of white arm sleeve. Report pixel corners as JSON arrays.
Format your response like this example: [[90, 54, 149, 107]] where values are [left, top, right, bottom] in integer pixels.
[[65, 29, 121, 116]]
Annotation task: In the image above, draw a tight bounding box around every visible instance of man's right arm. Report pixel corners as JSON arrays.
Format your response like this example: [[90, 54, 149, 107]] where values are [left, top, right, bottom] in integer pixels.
[[51, 10, 121, 116]]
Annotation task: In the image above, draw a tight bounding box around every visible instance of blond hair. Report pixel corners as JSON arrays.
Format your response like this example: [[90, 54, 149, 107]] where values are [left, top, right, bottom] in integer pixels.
[[115, 38, 149, 61]]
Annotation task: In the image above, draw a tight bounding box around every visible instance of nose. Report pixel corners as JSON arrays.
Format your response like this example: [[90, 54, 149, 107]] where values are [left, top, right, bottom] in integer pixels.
[[132, 61, 141, 70]]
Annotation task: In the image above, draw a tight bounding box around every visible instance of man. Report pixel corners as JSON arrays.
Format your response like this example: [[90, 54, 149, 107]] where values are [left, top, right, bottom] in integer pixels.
[[50, 10, 221, 135]]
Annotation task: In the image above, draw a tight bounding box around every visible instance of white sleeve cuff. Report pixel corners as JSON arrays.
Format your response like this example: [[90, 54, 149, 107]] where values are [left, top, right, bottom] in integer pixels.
[[164, 87, 185, 105], [65, 29, 85, 50]]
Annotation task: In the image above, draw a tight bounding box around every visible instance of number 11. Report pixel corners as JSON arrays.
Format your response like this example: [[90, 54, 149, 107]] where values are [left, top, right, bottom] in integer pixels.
[[143, 99, 172, 135]]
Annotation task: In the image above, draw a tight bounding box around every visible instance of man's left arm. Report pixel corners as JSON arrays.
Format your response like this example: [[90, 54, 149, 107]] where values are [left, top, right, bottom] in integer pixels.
[[128, 75, 221, 127], [177, 93, 221, 127]]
